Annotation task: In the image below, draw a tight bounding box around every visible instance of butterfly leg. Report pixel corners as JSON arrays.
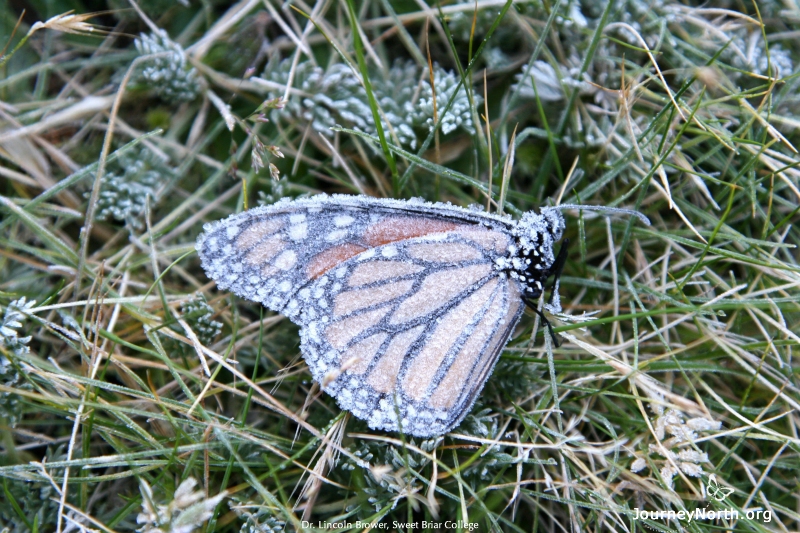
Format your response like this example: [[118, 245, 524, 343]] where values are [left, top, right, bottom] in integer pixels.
[[544, 238, 569, 314], [524, 298, 560, 348], [547, 238, 569, 296], [523, 238, 569, 347]]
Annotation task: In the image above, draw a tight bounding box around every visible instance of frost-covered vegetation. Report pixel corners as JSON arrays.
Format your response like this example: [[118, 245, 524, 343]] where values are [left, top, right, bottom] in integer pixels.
[[1, 0, 799, 532]]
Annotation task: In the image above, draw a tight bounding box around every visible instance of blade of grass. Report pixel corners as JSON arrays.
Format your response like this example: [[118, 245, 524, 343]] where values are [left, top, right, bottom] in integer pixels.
[[344, 0, 399, 196]]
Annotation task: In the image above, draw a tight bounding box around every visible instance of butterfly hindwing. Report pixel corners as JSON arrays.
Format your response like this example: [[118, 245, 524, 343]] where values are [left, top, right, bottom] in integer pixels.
[[295, 231, 524, 437]]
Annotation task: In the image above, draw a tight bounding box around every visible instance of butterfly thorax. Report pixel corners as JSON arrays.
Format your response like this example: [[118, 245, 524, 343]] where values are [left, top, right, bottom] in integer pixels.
[[493, 209, 565, 297]]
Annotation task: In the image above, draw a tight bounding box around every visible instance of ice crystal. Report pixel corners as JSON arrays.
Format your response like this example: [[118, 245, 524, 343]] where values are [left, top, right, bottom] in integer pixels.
[[135, 30, 201, 103], [614, 0, 669, 49], [1, 297, 35, 427], [260, 59, 368, 135], [197, 195, 566, 437], [630, 406, 721, 491], [457, 409, 522, 482], [513, 59, 592, 102], [256, 175, 289, 206], [731, 33, 794, 79], [0, 446, 65, 532], [563, 1, 588, 28], [230, 502, 285, 533], [750, 0, 791, 18], [62, 510, 98, 533], [459, 407, 499, 439], [91, 147, 174, 230], [342, 437, 440, 516], [180, 294, 222, 346], [412, 65, 476, 137], [137, 477, 227, 533], [630, 457, 647, 473], [1, 297, 34, 355], [258, 59, 477, 149], [377, 61, 424, 147]]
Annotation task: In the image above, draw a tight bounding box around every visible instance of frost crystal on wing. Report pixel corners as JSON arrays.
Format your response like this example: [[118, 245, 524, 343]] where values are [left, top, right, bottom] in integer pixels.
[[495, 207, 565, 297]]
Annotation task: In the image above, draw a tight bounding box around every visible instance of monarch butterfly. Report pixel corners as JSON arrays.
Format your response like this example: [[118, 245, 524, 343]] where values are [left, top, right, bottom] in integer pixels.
[[196, 194, 648, 437]]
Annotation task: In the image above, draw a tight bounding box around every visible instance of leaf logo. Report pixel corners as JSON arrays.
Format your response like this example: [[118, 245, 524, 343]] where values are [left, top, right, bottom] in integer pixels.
[[704, 474, 734, 501]]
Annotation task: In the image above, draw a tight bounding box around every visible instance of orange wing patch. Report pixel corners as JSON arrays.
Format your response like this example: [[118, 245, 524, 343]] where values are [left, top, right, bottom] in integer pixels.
[[363, 217, 463, 247], [402, 279, 499, 400], [367, 324, 426, 393], [236, 218, 284, 250], [428, 283, 508, 409], [244, 236, 284, 265], [306, 217, 471, 279], [453, 227, 511, 254], [325, 306, 389, 350], [307, 243, 368, 279]]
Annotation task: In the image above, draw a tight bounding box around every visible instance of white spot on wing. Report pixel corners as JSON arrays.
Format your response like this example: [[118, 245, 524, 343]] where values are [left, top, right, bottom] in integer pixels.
[[289, 223, 307, 240], [274, 250, 297, 270], [326, 229, 349, 242], [334, 215, 355, 227]]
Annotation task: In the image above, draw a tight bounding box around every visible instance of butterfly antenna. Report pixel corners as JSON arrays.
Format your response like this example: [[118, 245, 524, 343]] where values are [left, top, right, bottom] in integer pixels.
[[547, 204, 651, 226], [524, 299, 560, 348]]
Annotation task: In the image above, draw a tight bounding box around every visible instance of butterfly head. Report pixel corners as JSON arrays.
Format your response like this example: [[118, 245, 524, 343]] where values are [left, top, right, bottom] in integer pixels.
[[495, 208, 566, 297]]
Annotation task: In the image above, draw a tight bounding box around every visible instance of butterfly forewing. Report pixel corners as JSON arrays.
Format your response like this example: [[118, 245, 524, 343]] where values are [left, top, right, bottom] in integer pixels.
[[196, 196, 508, 317]]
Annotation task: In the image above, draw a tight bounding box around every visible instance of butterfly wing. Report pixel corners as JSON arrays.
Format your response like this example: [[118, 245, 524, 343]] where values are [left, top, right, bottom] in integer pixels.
[[197, 194, 525, 436], [296, 231, 524, 437], [196, 194, 515, 318]]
